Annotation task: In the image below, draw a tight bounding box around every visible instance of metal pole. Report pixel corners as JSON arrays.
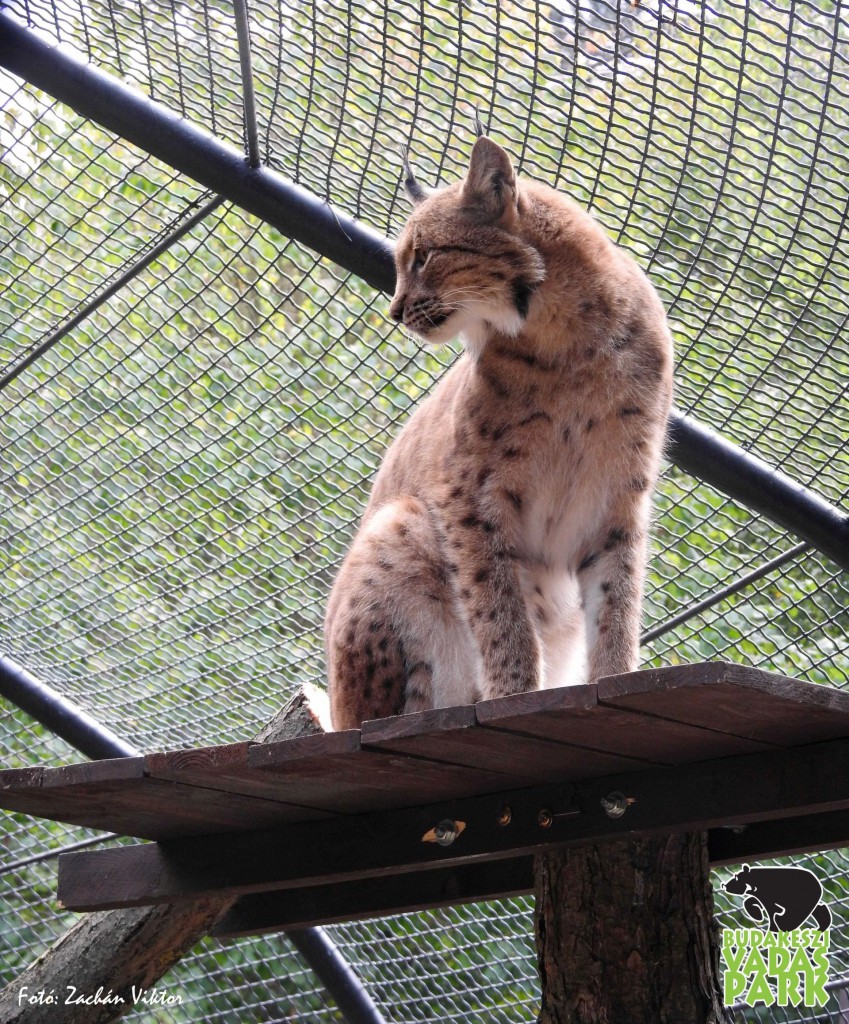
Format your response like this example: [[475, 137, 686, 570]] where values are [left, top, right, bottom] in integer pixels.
[[0, 196, 225, 394], [667, 413, 849, 573], [287, 929, 387, 1024], [0, 652, 388, 1024], [231, 0, 261, 169], [641, 541, 811, 644], [0, 13, 395, 294], [0, 654, 136, 759], [1, 12, 845, 571]]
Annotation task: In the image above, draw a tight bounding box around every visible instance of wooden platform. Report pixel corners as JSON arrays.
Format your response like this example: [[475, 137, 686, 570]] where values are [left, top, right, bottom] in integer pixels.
[[5, 662, 849, 936]]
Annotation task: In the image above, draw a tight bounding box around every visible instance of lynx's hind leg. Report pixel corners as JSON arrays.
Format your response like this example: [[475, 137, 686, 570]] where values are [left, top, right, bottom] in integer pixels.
[[326, 497, 479, 730]]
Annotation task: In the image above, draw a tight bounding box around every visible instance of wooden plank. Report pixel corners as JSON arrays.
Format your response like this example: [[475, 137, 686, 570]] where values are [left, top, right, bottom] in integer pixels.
[[362, 703, 647, 781], [145, 741, 334, 807], [57, 736, 849, 911], [145, 742, 256, 781], [709, 809, 849, 867], [598, 662, 849, 746], [213, 804, 849, 936], [57, 780, 579, 911], [0, 756, 327, 840], [476, 682, 775, 764], [7, 664, 849, 851], [213, 856, 535, 937], [247, 728, 546, 813]]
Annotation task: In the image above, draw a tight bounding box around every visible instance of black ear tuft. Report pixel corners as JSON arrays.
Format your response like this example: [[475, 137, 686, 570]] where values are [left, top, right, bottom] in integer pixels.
[[402, 147, 428, 205], [461, 137, 517, 224], [473, 110, 486, 138]]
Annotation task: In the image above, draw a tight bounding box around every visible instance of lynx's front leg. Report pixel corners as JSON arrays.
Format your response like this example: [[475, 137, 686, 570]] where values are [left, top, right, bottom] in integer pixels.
[[444, 517, 543, 699], [578, 500, 650, 681]]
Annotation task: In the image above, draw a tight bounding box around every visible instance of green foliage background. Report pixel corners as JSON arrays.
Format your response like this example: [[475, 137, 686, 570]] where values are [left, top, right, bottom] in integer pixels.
[[1, 0, 847, 1020]]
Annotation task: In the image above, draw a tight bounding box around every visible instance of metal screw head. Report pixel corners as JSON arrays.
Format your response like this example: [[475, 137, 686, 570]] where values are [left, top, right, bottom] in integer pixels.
[[422, 819, 466, 846], [538, 808, 554, 829], [497, 805, 512, 827], [600, 791, 629, 819], [434, 819, 460, 847]]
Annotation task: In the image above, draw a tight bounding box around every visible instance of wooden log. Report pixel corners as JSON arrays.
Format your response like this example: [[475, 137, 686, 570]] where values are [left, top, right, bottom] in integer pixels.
[[0, 684, 329, 1024], [535, 833, 728, 1023]]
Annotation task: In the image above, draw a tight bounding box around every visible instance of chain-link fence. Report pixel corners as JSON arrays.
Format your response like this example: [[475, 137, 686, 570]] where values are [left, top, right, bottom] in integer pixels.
[[1, 0, 847, 1020]]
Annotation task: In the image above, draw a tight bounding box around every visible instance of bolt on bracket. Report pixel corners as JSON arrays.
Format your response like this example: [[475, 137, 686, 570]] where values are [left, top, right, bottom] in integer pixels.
[[422, 818, 466, 847]]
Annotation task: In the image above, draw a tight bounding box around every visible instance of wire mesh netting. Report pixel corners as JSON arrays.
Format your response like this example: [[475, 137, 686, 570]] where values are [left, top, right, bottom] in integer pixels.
[[1, 0, 847, 1020]]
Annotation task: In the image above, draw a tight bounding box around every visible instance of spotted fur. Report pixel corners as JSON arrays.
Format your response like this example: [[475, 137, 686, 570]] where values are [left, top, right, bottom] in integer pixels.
[[326, 136, 673, 730]]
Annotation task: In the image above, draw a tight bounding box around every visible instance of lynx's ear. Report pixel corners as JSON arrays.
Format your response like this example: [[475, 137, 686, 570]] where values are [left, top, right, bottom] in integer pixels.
[[402, 147, 428, 206], [461, 136, 518, 225]]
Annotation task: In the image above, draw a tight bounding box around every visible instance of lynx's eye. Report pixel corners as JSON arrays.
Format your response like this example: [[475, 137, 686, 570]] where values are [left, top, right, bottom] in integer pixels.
[[411, 248, 431, 272]]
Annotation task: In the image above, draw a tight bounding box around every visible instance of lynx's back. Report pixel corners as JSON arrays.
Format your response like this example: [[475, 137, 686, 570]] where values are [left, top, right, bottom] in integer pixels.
[[326, 136, 673, 730]]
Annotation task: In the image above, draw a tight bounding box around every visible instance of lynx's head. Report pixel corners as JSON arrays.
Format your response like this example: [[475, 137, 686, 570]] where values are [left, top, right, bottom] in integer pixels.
[[389, 136, 546, 356]]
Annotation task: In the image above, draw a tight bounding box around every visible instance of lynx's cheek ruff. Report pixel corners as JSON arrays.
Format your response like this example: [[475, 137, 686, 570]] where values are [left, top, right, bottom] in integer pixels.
[[390, 250, 545, 352]]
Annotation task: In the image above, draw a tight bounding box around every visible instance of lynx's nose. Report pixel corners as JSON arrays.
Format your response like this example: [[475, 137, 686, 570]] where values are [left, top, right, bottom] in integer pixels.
[[389, 295, 406, 322]]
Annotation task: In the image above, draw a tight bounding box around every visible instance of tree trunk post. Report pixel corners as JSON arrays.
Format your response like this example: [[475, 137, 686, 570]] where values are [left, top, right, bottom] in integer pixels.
[[535, 832, 729, 1023], [0, 685, 330, 1024]]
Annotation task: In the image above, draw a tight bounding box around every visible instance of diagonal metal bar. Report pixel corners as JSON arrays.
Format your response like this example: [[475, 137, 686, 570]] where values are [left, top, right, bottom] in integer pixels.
[[666, 414, 848, 572], [286, 929, 387, 1024], [641, 541, 812, 645], [0, 196, 224, 394], [0, 652, 388, 1024], [0, 654, 136, 759], [0, 13, 394, 293], [0, 834, 114, 876], [0, 11, 847, 575], [231, 0, 261, 169]]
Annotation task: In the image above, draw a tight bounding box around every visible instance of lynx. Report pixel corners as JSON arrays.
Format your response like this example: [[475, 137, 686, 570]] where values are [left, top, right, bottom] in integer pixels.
[[326, 134, 673, 731]]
